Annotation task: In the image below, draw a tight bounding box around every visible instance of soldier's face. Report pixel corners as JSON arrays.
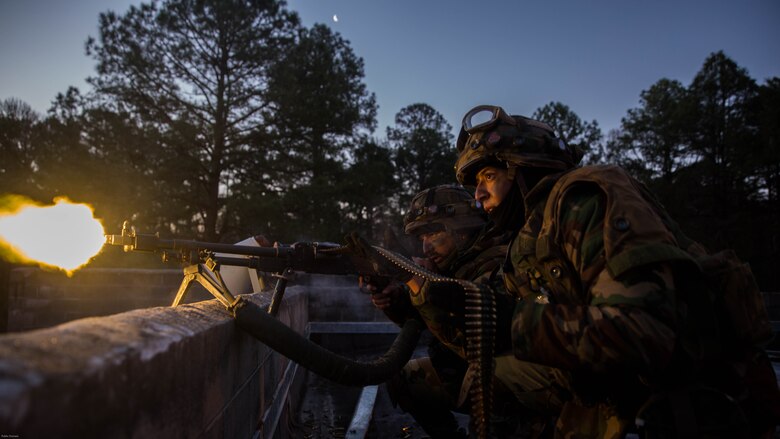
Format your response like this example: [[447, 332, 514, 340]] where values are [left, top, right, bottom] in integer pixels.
[[419, 230, 458, 270], [474, 166, 513, 214]]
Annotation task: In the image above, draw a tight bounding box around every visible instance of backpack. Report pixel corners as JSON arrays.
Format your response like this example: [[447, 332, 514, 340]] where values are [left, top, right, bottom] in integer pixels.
[[544, 165, 779, 435], [632, 182, 773, 359], [542, 165, 773, 360]]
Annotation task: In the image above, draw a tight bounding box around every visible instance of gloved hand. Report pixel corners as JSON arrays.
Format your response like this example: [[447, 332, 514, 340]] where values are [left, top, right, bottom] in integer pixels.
[[360, 278, 416, 325], [253, 235, 274, 247], [362, 278, 404, 310]]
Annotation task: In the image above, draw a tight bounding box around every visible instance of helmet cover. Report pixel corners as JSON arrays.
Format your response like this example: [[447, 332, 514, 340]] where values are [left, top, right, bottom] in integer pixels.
[[454, 108, 582, 185], [403, 184, 486, 235]]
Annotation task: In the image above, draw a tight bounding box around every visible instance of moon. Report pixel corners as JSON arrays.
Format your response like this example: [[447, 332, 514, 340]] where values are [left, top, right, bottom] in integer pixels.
[[332, 14, 339, 22]]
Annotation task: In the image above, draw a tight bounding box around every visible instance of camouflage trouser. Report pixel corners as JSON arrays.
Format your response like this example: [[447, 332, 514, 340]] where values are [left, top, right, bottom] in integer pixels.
[[553, 401, 630, 439], [387, 355, 467, 438], [493, 354, 569, 415], [387, 349, 568, 438]]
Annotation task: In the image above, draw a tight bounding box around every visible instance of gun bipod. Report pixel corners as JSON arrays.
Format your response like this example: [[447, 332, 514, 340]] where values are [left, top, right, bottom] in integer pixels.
[[172, 257, 239, 309], [267, 268, 292, 316]]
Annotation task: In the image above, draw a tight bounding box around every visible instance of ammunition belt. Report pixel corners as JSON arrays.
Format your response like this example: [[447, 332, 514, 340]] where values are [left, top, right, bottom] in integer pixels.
[[373, 246, 496, 439]]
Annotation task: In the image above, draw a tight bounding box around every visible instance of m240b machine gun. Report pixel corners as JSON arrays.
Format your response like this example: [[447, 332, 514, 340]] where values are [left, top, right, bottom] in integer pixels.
[[105, 221, 496, 438], [105, 221, 397, 316]]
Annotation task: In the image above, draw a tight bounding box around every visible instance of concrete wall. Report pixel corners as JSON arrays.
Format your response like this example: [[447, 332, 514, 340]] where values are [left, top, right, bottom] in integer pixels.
[[6, 267, 212, 332], [8, 267, 776, 331], [0, 267, 386, 438], [4, 266, 774, 438], [0, 288, 309, 439], [5, 268, 388, 332]]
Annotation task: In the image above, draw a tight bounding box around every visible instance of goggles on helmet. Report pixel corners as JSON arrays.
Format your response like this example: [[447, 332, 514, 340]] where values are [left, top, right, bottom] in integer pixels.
[[455, 105, 580, 186], [461, 105, 516, 138]]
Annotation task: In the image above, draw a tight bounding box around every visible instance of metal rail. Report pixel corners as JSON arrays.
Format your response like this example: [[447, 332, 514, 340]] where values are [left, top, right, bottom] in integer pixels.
[[345, 386, 379, 439]]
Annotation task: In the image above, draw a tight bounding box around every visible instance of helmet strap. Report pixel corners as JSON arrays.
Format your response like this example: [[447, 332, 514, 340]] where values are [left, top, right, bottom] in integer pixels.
[[428, 229, 466, 271], [513, 167, 530, 198], [487, 181, 525, 232]]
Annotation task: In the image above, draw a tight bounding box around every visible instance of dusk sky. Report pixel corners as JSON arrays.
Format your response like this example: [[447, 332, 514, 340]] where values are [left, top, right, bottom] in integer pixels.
[[1, 0, 778, 139]]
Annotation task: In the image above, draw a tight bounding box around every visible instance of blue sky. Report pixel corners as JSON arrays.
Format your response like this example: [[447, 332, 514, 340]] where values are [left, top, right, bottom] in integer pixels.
[[1, 0, 778, 139]]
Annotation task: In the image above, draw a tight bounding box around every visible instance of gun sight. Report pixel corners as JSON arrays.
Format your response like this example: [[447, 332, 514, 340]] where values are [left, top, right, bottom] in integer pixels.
[[104, 220, 142, 252]]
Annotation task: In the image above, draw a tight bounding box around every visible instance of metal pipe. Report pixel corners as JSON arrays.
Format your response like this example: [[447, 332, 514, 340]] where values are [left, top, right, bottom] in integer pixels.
[[232, 297, 423, 386]]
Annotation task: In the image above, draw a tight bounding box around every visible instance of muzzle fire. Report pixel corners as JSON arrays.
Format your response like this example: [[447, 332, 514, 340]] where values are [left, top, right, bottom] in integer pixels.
[[0, 196, 106, 274]]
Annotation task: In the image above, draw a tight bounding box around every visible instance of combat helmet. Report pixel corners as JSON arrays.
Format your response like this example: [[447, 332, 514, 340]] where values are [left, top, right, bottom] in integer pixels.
[[454, 105, 582, 186], [403, 184, 486, 236]]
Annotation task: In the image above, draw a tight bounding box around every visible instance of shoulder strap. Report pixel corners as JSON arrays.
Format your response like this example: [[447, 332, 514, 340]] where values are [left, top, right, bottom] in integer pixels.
[[536, 165, 609, 260], [537, 165, 696, 276]]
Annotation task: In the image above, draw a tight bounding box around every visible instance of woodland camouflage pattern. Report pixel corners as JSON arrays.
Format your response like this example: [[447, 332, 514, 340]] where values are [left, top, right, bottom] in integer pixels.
[[389, 227, 512, 438], [394, 224, 569, 437], [504, 165, 691, 437], [411, 228, 509, 357], [404, 184, 486, 236], [387, 184, 525, 437], [453, 103, 778, 436]]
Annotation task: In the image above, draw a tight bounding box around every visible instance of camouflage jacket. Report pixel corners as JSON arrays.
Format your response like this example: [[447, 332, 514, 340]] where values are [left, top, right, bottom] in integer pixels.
[[504, 165, 690, 437], [411, 226, 511, 358]]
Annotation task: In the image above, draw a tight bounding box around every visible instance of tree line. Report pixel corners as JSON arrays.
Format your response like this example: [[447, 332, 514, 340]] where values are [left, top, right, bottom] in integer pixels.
[[1, 0, 778, 289]]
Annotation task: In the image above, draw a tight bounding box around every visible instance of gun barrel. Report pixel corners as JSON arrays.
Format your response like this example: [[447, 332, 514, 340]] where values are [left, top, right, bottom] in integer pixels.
[[104, 232, 294, 257], [103, 222, 373, 277], [157, 238, 291, 258], [104, 225, 361, 275]]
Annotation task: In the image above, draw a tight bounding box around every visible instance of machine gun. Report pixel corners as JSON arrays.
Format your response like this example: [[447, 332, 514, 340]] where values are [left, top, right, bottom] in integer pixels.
[[105, 221, 399, 316], [105, 221, 496, 438]]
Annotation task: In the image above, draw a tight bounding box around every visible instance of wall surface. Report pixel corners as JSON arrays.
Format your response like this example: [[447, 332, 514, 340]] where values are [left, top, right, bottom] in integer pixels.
[[7, 267, 212, 332], [0, 288, 308, 439], [3, 266, 775, 438], [5, 268, 387, 332]]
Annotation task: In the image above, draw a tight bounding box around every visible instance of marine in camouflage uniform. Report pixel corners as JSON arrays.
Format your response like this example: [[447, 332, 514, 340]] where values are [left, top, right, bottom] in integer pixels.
[[368, 184, 565, 438], [453, 105, 779, 438]]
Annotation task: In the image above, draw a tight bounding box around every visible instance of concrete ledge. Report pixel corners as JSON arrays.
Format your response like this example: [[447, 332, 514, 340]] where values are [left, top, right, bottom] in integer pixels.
[[0, 287, 308, 438], [8, 268, 213, 331]]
